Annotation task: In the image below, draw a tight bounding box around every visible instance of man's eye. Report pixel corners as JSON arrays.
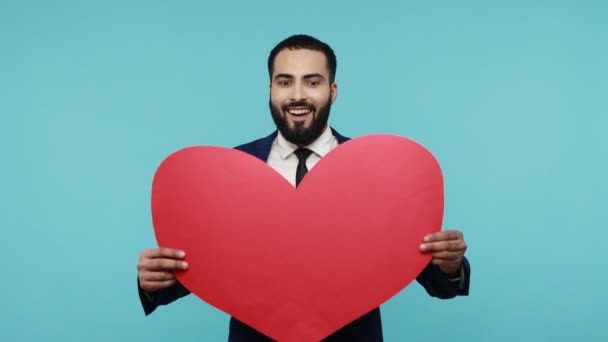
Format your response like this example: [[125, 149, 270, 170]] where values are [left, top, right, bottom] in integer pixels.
[[308, 81, 320, 86], [278, 80, 291, 86]]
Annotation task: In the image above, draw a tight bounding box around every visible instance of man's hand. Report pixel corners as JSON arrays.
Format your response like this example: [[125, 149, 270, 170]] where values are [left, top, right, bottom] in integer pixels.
[[420, 230, 467, 277], [137, 247, 188, 293]]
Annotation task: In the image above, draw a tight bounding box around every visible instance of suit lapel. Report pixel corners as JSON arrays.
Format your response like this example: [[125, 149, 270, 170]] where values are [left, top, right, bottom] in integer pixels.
[[331, 127, 350, 145]]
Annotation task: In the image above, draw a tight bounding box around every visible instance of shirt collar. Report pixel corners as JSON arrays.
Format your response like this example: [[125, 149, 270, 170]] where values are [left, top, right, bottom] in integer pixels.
[[276, 126, 334, 160]]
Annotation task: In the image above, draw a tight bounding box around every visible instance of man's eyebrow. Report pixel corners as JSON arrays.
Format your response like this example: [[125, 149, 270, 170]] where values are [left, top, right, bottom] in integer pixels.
[[303, 73, 325, 80], [274, 73, 294, 80]]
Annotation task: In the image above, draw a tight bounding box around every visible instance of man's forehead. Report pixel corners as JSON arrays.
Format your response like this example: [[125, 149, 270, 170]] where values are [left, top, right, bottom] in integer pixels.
[[273, 48, 329, 77]]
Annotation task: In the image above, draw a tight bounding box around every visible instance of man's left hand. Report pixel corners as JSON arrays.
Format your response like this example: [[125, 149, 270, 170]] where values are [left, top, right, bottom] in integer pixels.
[[420, 230, 467, 277]]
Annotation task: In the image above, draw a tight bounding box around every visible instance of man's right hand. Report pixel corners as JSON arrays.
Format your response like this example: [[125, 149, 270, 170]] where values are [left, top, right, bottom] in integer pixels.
[[137, 247, 188, 293]]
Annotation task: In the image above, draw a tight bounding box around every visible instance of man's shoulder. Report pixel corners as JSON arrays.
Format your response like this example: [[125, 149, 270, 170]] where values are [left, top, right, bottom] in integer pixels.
[[330, 127, 350, 144], [234, 131, 278, 160], [234, 131, 277, 151]]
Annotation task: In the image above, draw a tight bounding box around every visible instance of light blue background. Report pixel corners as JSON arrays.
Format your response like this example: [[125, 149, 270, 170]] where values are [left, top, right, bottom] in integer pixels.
[[1, 1, 606, 341]]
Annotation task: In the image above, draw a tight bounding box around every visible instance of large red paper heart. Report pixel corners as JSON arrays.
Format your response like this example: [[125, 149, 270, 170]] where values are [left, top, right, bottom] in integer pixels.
[[152, 134, 443, 341]]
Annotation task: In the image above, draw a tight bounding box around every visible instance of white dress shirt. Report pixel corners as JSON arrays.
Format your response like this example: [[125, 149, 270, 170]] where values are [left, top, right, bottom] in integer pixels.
[[266, 126, 338, 187]]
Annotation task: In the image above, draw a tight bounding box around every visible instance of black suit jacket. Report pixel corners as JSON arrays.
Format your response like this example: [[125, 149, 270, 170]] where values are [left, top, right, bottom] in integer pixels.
[[139, 128, 471, 341]]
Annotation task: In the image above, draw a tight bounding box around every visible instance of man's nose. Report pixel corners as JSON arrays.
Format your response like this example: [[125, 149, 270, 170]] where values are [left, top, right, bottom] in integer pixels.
[[290, 82, 307, 101]]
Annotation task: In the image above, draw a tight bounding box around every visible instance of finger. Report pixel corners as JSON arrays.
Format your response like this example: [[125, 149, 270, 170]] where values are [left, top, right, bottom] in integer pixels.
[[140, 279, 177, 293], [150, 258, 188, 271], [139, 258, 188, 272], [142, 248, 185, 259], [420, 240, 465, 253], [140, 271, 176, 282], [423, 230, 463, 243]]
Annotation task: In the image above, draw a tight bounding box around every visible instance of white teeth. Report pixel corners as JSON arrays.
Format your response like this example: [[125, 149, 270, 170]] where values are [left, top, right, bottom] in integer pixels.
[[287, 108, 312, 115]]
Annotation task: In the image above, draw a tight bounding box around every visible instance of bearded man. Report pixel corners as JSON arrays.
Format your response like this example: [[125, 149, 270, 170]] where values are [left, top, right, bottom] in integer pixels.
[[137, 34, 470, 342]]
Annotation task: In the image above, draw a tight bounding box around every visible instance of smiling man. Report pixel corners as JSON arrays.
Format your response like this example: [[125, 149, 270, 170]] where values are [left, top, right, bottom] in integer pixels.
[[269, 47, 336, 147], [137, 34, 470, 341]]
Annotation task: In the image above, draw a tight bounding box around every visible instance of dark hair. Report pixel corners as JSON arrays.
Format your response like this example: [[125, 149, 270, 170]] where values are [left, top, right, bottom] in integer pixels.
[[268, 34, 337, 83]]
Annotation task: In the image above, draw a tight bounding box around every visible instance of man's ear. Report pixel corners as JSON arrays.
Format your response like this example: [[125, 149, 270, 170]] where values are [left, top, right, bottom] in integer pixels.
[[330, 83, 338, 104]]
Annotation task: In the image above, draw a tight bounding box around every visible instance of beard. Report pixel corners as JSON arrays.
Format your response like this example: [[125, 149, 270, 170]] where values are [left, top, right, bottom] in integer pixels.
[[269, 95, 332, 146]]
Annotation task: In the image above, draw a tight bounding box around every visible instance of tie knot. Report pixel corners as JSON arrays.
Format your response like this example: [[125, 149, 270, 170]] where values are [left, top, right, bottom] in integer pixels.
[[293, 148, 313, 162]]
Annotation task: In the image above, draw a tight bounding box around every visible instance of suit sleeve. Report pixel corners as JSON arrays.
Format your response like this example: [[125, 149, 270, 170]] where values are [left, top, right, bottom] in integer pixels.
[[415, 256, 470, 299], [138, 278, 191, 315]]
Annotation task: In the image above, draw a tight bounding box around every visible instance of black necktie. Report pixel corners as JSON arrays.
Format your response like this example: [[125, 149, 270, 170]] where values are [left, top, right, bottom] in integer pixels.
[[294, 148, 313, 187]]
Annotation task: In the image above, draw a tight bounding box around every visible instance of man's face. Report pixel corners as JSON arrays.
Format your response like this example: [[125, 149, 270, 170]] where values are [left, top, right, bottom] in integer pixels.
[[269, 48, 337, 146]]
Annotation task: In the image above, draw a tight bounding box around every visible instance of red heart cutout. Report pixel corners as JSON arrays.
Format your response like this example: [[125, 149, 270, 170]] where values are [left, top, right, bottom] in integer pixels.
[[152, 135, 443, 341]]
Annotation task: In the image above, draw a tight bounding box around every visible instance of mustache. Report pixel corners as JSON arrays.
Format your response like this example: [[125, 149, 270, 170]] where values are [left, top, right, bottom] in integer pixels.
[[282, 101, 316, 111]]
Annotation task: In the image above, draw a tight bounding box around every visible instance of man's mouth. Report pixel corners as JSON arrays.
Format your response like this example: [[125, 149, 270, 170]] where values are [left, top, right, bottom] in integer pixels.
[[287, 107, 313, 116], [284, 106, 314, 122]]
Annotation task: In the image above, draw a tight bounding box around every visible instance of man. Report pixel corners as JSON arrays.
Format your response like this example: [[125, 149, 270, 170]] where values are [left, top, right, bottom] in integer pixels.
[[137, 34, 470, 341]]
